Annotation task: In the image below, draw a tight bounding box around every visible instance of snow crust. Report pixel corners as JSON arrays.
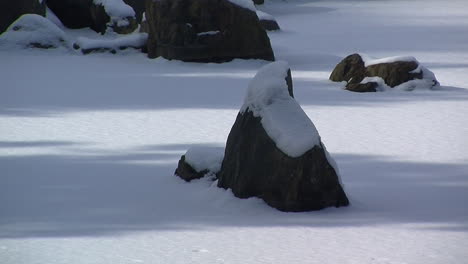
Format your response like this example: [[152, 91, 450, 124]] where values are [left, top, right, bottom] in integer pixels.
[[93, 0, 135, 18], [184, 146, 225, 173], [256, 10, 275, 21], [75, 33, 147, 50], [227, 0, 256, 12], [361, 54, 418, 67], [0, 14, 68, 50], [241, 61, 321, 157]]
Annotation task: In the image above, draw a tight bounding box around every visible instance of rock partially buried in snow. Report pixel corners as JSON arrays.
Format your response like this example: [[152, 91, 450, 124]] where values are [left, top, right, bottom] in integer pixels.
[[47, 0, 137, 34], [217, 61, 349, 212], [73, 32, 147, 54], [145, 0, 275, 62], [0, 0, 46, 34], [0, 14, 68, 50], [175, 147, 224, 182], [256, 10, 280, 31], [330, 53, 439, 92]]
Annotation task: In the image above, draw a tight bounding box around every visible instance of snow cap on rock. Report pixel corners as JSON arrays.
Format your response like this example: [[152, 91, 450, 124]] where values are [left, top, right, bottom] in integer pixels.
[[241, 61, 321, 158]]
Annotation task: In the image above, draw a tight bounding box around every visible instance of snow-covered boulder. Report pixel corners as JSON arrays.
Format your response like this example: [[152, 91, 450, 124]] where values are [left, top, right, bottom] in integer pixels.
[[256, 10, 280, 31], [175, 147, 224, 182], [145, 0, 275, 62], [0, 0, 46, 34], [330, 53, 439, 92], [123, 0, 145, 24], [217, 61, 349, 212], [47, 0, 137, 34], [0, 14, 68, 50]]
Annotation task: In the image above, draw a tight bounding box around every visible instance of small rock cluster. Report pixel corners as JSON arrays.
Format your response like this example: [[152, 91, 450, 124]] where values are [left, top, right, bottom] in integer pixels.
[[330, 53, 439, 92]]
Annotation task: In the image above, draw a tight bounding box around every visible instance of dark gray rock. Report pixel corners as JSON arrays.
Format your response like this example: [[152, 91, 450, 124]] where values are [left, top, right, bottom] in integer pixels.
[[0, 0, 46, 33], [123, 0, 146, 23], [145, 0, 275, 62], [217, 63, 349, 212], [47, 0, 95, 30], [174, 155, 209, 182], [259, 18, 280, 31]]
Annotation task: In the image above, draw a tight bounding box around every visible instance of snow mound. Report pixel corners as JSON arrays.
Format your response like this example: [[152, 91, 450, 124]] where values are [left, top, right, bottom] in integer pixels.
[[184, 146, 225, 173], [361, 54, 418, 67], [74, 33, 147, 52], [241, 61, 321, 157], [0, 14, 68, 50]]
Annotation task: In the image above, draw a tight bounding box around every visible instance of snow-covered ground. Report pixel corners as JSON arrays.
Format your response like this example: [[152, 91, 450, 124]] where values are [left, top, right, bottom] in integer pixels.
[[1, 0, 468, 263]]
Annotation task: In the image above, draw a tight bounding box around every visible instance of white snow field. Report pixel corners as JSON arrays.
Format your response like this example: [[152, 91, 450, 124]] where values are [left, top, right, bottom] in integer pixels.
[[1, 0, 468, 263]]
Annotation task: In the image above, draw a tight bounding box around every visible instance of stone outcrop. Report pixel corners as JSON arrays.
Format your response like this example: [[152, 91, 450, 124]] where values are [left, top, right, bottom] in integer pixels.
[[217, 61, 349, 212], [0, 0, 46, 34], [47, 0, 137, 34], [175, 155, 210, 182], [145, 0, 275, 62], [330, 53, 438, 92]]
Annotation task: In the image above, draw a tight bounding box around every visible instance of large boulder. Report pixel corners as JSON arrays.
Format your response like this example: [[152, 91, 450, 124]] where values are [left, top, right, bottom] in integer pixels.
[[47, 0, 137, 34], [0, 0, 46, 34], [217, 61, 349, 212], [330, 54, 439, 92], [144, 0, 275, 62], [0, 14, 68, 50]]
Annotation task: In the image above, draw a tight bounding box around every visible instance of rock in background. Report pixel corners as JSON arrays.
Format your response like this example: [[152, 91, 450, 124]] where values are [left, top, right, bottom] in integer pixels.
[[0, 0, 46, 34], [330, 53, 439, 92], [47, 0, 137, 34], [144, 0, 275, 62], [217, 61, 349, 212]]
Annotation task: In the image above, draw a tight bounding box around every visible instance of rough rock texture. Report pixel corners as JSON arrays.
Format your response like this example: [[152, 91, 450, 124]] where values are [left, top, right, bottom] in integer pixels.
[[330, 53, 428, 92], [259, 18, 280, 31], [346, 82, 378, 93], [145, 0, 275, 62], [123, 0, 146, 23], [329, 53, 366, 84], [174, 155, 209, 182], [366, 61, 422, 88], [0, 0, 46, 33], [217, 65, 349, 212]]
